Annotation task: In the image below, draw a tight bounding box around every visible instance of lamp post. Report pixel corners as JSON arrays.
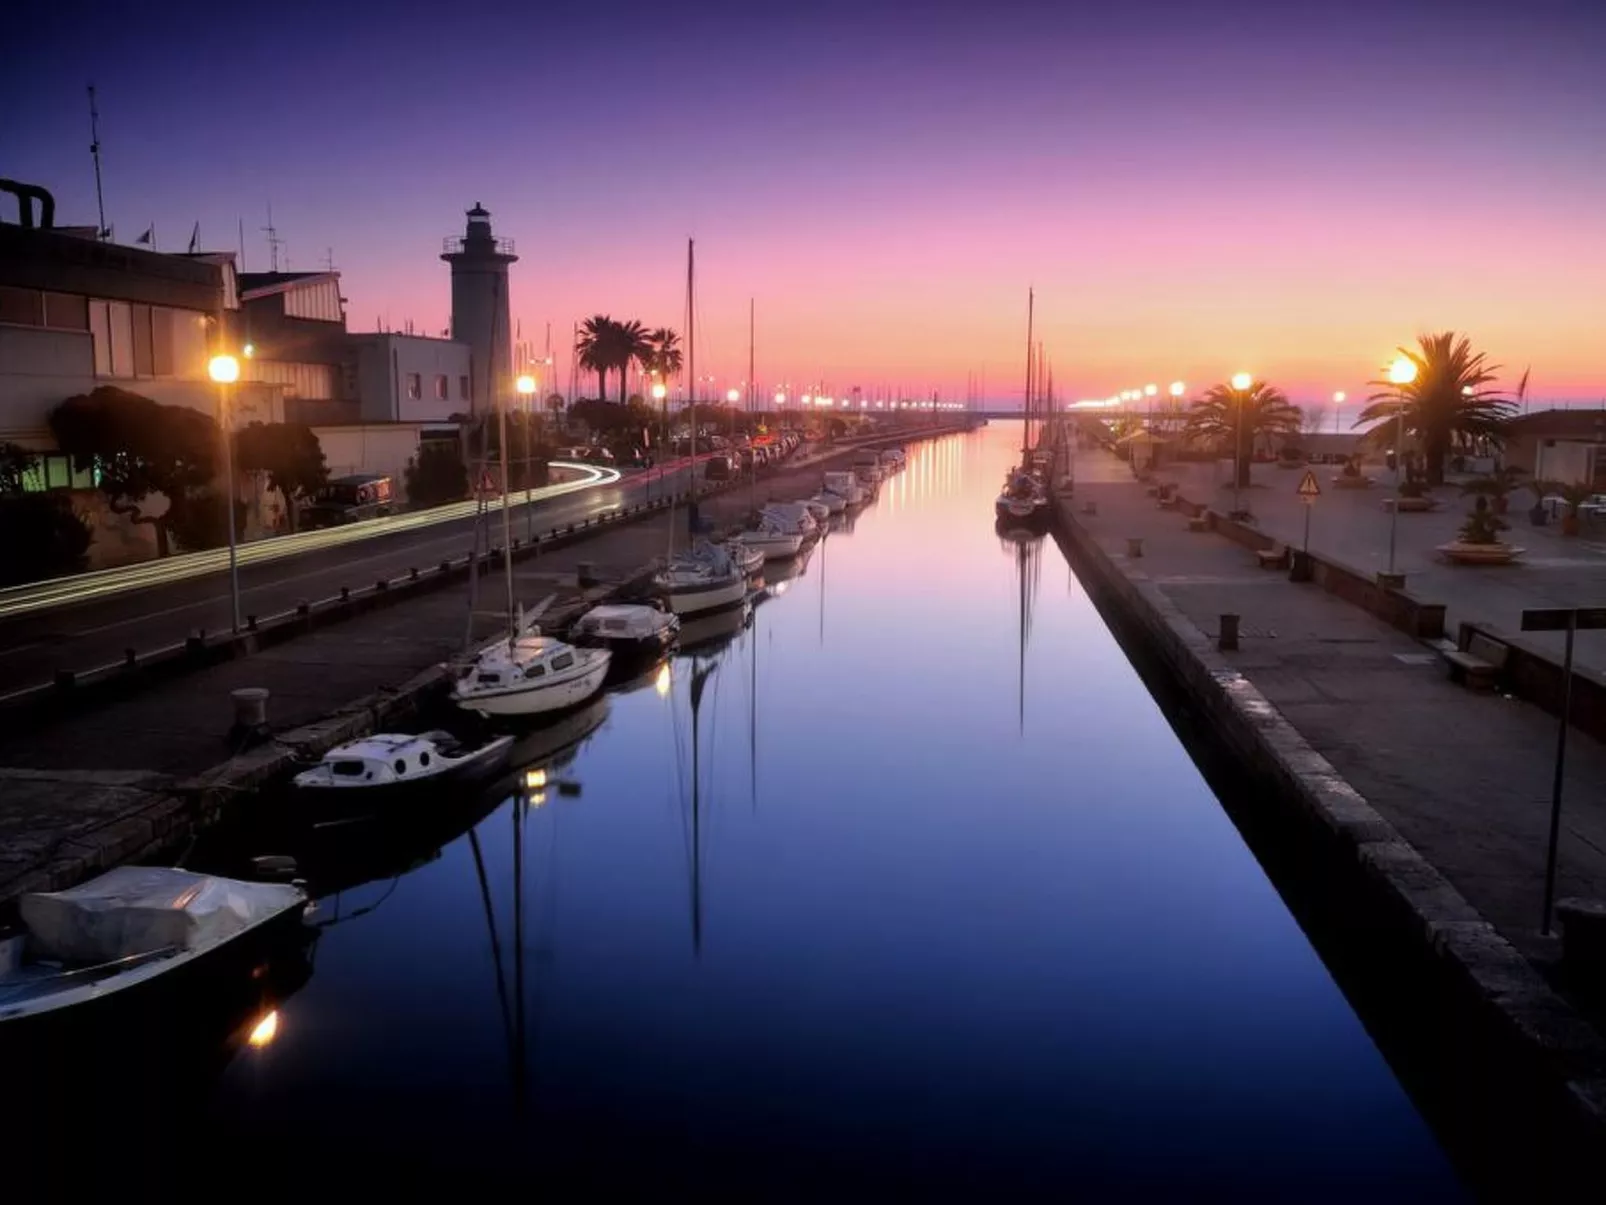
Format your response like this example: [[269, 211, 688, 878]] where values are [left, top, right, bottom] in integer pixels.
[[207, 353, 242, 633], [651, 381, 668, 502], [1333, 390, 1346, 435], [1230, 371, 1252, 518], [1385, 356, 1418, 576], [515, 373, 537, 542]]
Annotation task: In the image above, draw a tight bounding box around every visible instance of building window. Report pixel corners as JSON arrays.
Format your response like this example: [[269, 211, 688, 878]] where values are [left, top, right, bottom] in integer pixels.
[[434, 374, 449, 400], [43, 293, 89, 331], [14, 454, 95, 494], [459, 375, 470, 400], [407, 373, 422, 400], [132, 305, 154, 377], [0, 285, 42, 326]]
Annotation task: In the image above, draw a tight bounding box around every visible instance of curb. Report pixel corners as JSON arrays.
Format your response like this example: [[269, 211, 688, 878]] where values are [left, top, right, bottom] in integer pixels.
[[1053, 495, 1606, 1181]]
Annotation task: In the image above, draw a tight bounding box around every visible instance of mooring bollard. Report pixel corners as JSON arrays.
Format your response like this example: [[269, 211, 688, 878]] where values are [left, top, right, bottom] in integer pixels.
[[246, 614, 258, 631], [410, 567, 420, 580], [1218, 613, 1240, 651], [230, 687, 269, 731], [375, 578, 389, 592], [1126, 537, 1144, 558], [340, 586, 351, 602], [439, 560, 450, 573], [296, 601, 310, 618], [124, 648, 137, 667]]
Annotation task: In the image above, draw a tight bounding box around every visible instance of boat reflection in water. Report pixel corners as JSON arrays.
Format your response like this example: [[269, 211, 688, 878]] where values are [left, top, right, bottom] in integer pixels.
[[676, 597, 752, 655], [995, 515, 1044, 731]]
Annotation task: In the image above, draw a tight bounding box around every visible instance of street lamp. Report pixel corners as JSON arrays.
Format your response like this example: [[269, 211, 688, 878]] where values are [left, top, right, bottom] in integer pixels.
[[207, 353, 242, 633], [1332, 390, 1346, 436], [515, 374, 537, 542], [1385, 356, 1418, 576], [1229, 372, 1253, 518], [774, 391, 786, 407], [726, 388, 740, 404], [651, 382, 668, 500]]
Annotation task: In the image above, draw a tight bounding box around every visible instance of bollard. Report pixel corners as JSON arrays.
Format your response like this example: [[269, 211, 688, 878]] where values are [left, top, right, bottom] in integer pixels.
[[375, 578, 389, 592], [439, 560, 451, 573], [577, 561, 599, 588], [410, 567, 420, 580], [340, 586, 351, 602], [296, 601, 311, 618], [247, 614, 258, 631], [230, 687, 269, 730], [1218, 613, 1240, 651], [185, 634, 206, 656], [1126, 537, 1143, 559], [124, 648, 137, 668]]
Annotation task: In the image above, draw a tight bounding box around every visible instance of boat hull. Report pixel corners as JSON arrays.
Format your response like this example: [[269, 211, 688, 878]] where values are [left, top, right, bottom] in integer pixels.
[[661, 573, 747, 616], [453, 657, 610, 717], [292, 738, 514, 823], [994, 497, 1050, 530]]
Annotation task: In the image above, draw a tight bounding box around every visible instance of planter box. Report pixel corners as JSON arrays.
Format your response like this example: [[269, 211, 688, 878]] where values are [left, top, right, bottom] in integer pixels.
[[1395, 497, 1435, 513], [1436, 541, 1524, 565]]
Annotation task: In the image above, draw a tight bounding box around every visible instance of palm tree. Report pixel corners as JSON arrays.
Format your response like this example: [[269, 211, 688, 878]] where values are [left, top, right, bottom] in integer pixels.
[[1354, 331, 1514, 486], [613, 319, 650, 406], [644, 327, 683, 380], [576, 315, 617, 403], [1184, 379, 1301, 487]]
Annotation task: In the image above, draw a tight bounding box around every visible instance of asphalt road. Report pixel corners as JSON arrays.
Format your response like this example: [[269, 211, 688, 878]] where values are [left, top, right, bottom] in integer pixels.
[[0, 463, 701, 692]]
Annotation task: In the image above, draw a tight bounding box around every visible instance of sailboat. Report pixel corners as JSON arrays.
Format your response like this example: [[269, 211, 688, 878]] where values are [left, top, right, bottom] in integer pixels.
[[453, 350, 612, 718], [655, 239, 748, 616], [995, 288, 1051, 530]]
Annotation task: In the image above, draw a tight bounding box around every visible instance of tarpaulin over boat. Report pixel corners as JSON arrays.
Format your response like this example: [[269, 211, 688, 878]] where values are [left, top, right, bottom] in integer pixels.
[[19, 867, 300, 964]]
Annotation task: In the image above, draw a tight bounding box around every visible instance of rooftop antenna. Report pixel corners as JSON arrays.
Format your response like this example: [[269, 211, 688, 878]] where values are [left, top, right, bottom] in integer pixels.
[[322, 247, 335, 271], [87, 85, 110, 241], [262, 202, 282, 272]]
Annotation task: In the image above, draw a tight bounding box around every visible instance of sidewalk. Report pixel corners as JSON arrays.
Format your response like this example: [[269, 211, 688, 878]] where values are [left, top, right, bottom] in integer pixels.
[[1073, 450, 1606, 960], [1162, 458, 1606, 675]]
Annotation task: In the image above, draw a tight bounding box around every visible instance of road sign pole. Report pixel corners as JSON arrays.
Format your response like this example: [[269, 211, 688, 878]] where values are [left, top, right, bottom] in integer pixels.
[[1541, 611, 1578, 935], [1302, 500, 1312, 553]]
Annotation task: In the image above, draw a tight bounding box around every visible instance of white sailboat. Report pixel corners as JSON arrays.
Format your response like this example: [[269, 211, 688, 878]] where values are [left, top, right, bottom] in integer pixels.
[[654, 238, 747, 616]]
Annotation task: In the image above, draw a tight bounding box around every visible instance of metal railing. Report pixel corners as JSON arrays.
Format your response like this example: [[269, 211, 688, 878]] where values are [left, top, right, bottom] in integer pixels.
[[441, 235, 516, 256]]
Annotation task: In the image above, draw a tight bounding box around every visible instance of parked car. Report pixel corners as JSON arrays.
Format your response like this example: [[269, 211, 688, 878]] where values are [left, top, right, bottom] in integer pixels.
[[302, 474, 395, 528]]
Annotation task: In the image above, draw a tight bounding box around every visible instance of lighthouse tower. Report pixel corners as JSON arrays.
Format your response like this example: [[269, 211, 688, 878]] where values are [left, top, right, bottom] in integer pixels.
[[441, 202, 518, 416]]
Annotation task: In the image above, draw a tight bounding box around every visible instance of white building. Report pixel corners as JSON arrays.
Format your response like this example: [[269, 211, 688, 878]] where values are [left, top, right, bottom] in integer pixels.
[[348, 332, 473, 423]]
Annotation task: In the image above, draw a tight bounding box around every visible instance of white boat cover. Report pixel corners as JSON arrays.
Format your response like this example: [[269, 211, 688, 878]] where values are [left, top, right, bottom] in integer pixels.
[[19, 867, 300, 964]]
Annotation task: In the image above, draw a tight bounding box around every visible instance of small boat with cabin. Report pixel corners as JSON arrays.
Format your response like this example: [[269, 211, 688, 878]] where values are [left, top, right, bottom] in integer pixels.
[[292, 730, 515, 813], [726, 540, 765, 576], [569, 602, 680, 659], [737, 523, 805, 562], [822, 470, 865, 507], [452, 633, 612, 717], [656, 540, 748, 615]]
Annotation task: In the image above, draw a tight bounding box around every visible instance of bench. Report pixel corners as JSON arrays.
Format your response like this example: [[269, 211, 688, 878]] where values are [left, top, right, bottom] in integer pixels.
[[1254, 546, 1288, 570], [1440, 632, 1509, 691], [1186, 516, 1210, 533]]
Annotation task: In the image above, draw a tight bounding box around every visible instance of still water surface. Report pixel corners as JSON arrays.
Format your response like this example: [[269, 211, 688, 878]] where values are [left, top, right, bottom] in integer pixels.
[[193, 428, 1458, 1195]]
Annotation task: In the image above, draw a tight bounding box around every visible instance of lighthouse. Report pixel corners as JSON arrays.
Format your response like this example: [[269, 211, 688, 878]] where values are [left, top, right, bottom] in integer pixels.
[[441, 203, 518, 416]]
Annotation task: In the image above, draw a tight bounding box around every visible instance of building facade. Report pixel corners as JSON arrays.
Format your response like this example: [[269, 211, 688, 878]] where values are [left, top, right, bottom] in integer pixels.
[[1505, 409, 1606, 488], [348, 332, 473, 423]]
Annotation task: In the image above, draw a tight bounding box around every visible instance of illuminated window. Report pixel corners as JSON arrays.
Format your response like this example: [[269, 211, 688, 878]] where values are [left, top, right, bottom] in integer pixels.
[[407, 373, 422, 400]]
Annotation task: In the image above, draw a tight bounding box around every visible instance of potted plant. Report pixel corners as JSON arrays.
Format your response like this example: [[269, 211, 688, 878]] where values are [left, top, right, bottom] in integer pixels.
[[1461, 465, 1525, 516], [1437, 494, 1524, 564], [1551, 481, 1595, 536]]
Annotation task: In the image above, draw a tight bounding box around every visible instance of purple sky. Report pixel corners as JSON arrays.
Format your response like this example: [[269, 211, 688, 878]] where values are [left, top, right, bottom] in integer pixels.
[[6, 0, 1605, 408]]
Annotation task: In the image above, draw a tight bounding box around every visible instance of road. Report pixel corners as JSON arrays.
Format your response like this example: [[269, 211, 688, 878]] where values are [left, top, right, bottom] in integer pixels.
[[0, 461, 702, 693]]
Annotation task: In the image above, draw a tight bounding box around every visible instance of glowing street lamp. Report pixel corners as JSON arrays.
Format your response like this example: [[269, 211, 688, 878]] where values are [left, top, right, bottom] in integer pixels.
[[1229, 371, 1253, 518], [1384, 356, 1418, 576], [515, 374, 538, 540], [774, 391, 786, 407], [207, 352, 242, 633], [651, 382, 668, 499], [726, 388, 740, 404]]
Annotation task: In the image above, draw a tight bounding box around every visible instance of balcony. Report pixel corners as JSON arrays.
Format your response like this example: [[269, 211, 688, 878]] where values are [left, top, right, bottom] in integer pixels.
[[441, 235, 516, 257]]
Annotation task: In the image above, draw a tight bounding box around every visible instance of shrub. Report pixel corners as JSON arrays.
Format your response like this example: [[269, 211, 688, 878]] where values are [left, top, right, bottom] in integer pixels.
[[0, 494, 93, 585]]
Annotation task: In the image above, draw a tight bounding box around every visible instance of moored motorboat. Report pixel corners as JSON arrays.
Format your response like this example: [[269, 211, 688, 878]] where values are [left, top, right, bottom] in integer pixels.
[[822, 471, 865, 507], [799, 497, 832, 524], [0, 867, 308, 1026], [762, 501, 822, 542], [292, 730, 515, 814], [994, 470, 1050, 529], [452, 634, 612, 717], [738, 523, 805, 562], [568, 603, 680, 659], [812, 490, 846, 515]]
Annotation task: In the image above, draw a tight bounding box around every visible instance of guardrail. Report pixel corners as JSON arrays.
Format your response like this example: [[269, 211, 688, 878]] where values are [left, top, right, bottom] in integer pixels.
[[0, 427, 973, 730]]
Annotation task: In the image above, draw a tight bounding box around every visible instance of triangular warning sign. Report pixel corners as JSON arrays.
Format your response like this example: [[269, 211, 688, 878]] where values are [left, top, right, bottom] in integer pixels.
[[1297, 469, 1321, 499]]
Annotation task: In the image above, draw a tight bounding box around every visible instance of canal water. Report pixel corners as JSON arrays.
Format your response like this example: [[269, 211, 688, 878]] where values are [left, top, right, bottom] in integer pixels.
[[89, 428, 1464, 1196]]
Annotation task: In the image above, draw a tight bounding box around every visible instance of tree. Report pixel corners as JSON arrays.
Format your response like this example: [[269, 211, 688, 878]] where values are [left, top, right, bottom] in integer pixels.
[[612, 319, 650, 406], [576, 315, 619, 403], [49, 385, 218, 558], [1184, 379, 1302, 487], [644, 327, 682, 379], [545, 393, 565, 426], [404, 440, 468, 507], [1355, 331, 1514, 486], [165, 489, 247, 553], [234, 421, 328, 533], [0, 444, 93, 585]]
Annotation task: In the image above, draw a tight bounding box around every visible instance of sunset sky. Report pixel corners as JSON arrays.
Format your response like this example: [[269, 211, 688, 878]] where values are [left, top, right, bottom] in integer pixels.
[[7, 0, 1604, 411]]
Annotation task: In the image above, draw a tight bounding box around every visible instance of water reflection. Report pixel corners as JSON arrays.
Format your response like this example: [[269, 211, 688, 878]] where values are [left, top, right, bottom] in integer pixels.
[[165, 426, 1462, 1197]]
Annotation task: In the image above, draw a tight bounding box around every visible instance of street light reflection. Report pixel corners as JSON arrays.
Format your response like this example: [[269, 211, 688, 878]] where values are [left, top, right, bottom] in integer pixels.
[[248, 1009, 279, 1048]]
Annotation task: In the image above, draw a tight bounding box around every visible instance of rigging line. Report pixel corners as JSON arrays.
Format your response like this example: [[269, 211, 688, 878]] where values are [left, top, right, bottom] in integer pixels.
[[467, 826, 516, 1064], [306, 876, 405, 931]]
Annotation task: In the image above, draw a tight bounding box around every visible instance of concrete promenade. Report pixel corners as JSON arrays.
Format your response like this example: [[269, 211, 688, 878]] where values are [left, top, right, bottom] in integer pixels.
[[1073, 449, 1606, 960], [1165, 457, 1606, 675]]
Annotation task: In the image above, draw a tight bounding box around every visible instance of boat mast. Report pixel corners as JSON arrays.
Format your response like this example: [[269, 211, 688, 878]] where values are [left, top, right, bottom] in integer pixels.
[[686, 238, 696, 531], [1022, 288, 1034, 461], [748, 296, 757, 511], [498, 279, 516, 643]]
